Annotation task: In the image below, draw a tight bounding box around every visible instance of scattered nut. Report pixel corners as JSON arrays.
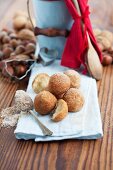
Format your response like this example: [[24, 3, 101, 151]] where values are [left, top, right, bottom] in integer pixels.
[[102, 54, 113, 66], [10, 39, 18, 48], [2, 43, 11, 50], [93, 28, 101, 36], [15, 45, 25, 55], [26, 43, 35, 51], [100, 30, 113, 44], [9, 33, 17, 39], [21, 40, 30, 46], [2, 35, 10, 44], [97, 36, 111, 51], [14, 64, 28, 77], [14, 54, 30, 60], [17, 29, 35, 41], [0, 31, 7, 41], [3, 47, 13, 58], [10, 52, 16, 56], [13, 16, 27, 30]]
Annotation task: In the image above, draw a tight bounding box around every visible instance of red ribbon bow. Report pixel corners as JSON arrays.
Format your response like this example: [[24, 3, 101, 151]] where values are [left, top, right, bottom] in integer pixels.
[[61, 0, 102, 73]]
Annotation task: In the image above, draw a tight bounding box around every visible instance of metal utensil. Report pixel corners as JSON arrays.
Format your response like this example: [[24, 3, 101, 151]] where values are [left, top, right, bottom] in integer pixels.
[[29, 110, 53, 136]]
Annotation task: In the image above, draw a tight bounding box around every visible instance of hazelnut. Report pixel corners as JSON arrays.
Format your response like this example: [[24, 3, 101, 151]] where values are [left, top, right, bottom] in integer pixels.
[[17, 29, 36, 41], [26, 43, 35, 51], [102, 54, 113, 66], [15, 45, 25, 55], [2, 35, 10, 44], [7, 30, 13, 35], [29, 40, 36, 45], [93, 28, 101, 36], [21, 40, 30, 46], [97, 36, 111, 50], [10, 52, 16, 57], [13, 16, 27, 30], [10, 39, 18, 48], [3, 47, 13, 58], [17, 39, 22, 46], [15, 54, 30, 60], [14, 65, 28, 77], [2, 43, 11, 49], [9, 33, 17, 39], [100, 30, 113, 44], [0, 31, 7, 41]]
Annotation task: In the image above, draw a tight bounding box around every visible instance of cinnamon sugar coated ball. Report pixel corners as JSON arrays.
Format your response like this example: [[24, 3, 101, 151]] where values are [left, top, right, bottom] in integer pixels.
[[48, 73, 70, 96], [63, 88, 84, 112], [64, 70, 81, 88], [34, 91, 57, 115], [32, 73, 50, 94]]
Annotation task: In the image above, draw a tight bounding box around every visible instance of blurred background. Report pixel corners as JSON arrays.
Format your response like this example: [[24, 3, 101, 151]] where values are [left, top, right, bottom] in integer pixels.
[[89, 0, 113, 31]]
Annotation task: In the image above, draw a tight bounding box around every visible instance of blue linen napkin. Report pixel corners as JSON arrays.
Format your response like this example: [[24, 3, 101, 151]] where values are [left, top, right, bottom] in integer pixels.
[[14, 60, 103, 141]]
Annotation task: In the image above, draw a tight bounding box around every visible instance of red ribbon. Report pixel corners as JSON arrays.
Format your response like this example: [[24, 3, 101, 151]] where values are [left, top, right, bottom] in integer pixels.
[[61, 0, 102, 73], [81, 6, 90, 22]]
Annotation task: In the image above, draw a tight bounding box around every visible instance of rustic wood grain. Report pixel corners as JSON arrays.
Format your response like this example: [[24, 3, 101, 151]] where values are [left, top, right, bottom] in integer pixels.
[[0, 0, 113, 170]]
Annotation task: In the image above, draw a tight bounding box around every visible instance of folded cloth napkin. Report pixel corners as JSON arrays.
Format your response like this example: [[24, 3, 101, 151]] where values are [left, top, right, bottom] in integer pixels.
[[14, 60, 103, 141]]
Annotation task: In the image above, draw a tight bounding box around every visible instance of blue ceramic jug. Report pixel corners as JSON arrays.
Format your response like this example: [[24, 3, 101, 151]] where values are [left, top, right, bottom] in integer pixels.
[[33, 0, 73, 59]]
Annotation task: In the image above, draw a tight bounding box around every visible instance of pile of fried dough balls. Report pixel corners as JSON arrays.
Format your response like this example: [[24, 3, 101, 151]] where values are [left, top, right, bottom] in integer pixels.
[[32, 70, 85, 122]]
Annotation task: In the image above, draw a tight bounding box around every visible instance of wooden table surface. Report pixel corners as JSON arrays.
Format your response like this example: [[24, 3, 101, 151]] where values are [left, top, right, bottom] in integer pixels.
[[0, 0, 113, 170]]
